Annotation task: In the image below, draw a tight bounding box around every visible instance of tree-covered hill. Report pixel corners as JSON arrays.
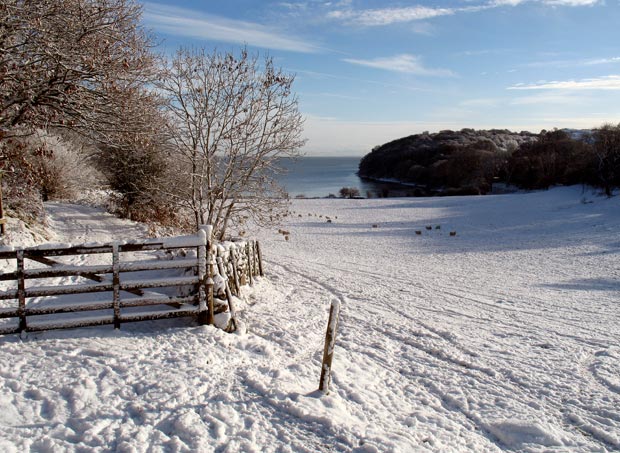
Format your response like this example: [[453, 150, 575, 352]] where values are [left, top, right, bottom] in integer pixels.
[[358, 127, 619, 196]]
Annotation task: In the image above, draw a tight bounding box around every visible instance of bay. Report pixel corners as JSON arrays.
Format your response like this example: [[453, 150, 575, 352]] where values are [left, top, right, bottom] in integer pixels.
[[275, 156, 415, 198]]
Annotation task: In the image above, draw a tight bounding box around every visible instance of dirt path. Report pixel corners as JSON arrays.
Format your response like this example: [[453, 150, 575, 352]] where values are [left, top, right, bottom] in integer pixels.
[[45, 202, 148, 244]]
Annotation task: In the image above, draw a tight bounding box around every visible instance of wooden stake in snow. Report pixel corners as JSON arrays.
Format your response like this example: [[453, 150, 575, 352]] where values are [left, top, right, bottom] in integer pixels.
[[197, 229, 208, 325], [0, 171, 5, 236], [112, 242, 121, 329], [319, 299, 341, 394], [251, 241, 258, 277], [216, 256, 237, 332], [16, 249, 26, 333], [206, 274, 215, 326], [246, 242, 254, 286], [230, 247, 241, 296], [256, 241, 264, 276]]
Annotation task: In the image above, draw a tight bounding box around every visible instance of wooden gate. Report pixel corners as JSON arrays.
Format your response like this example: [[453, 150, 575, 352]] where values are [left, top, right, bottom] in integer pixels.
[[0, 227, 263, 335]]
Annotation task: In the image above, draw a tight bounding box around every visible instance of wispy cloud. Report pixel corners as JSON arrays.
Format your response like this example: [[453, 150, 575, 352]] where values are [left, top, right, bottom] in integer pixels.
[[457, 48, 515, 57], [343, 54, 456, 77], [523, 56, 620, 68], [327, 0, 602, 27], [508, 75, 620, 90], [490, 0, 600, 6], [585, 57, 620, 65], [143, 2, 319, 53], [327, 6, 456, 26], [540, 0, 600, 4]]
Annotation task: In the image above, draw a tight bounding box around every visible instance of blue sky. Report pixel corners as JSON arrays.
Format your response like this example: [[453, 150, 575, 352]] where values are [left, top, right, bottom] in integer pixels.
[[142, 0, 620, 155]]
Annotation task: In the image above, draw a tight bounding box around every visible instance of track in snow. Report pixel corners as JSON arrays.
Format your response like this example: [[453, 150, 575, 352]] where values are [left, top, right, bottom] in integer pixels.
[[1, 189, 620, 452]]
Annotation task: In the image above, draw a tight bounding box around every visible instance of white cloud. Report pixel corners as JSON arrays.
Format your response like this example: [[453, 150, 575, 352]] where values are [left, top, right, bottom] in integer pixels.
[[584, 57, 620, 65], [343, 54, 456, 77], [327, 5, 455, 26], [543, 0, 600, 4], [143, 2, 319, 53], [489, 0, 525, 5], [327, 0, 602, 27], [491, 0, 600, 5], [523, 56, 620, 68], [508, 75, 620, 90]]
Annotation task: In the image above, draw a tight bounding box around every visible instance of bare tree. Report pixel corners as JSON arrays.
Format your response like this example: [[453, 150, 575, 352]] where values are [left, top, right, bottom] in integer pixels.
[[0, 0, 155, 136], [0, 0, 170, 230], [95, 86, 179, 224], [159, 48, 305, 239]]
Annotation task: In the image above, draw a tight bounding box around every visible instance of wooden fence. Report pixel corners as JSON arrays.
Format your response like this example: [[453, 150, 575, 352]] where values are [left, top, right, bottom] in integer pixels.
[[0, 226, 263, 335]]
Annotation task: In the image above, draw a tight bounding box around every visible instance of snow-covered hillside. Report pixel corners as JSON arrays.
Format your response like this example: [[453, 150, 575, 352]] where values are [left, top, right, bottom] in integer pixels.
[[1, 187, 619, 452]]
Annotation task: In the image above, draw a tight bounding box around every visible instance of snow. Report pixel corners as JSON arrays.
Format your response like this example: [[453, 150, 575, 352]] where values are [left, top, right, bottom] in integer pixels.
[[1, 188, 620, 451]]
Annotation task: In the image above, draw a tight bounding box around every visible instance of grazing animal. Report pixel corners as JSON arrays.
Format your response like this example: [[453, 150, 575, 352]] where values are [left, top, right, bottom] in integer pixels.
[[425, 225, 432, 230], [372, 224, 378, 228], [435, 225, 441, 230], [450, 231, 457, 236], [415, 230, 422, 235]]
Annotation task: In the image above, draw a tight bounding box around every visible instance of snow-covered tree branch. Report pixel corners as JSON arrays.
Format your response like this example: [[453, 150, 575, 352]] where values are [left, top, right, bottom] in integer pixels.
[[158, 48, 305, 239]]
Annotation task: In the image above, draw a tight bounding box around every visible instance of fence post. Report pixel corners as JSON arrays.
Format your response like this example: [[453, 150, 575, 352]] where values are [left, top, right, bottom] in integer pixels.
[[252, 241, 259, 276], [203, 226, 216, 326], [16, 249, 26, 333], [223, 249, 237, 296], [246, 242, 253, 286], [231, 247, 241, 295], [319, 299, 341, 394], [0, 172, 5, 236], [256, 241, 264, 277], [112, 242, 121, 329], [197, 229, 208, 325], [216, 256, 237, 332], [249, 241, 256, 277], [206, 272, 215, 326]]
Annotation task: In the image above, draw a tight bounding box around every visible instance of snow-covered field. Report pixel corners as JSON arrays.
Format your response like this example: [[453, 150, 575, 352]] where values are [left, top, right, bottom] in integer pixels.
[[1, 187, 619, 452]]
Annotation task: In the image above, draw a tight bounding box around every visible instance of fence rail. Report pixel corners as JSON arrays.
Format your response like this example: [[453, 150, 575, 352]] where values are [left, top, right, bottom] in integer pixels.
[[0, 226, 263, 335]]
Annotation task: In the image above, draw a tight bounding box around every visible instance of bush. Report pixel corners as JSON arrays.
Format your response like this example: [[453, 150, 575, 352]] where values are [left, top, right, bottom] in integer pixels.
[[339, 187, 361, 198], [36, 131, 103, 201], [0, 135, 45, 224], [0, 130, 105, 226]]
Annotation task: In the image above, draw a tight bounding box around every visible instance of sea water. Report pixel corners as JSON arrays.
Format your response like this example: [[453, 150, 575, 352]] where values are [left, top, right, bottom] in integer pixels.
[[276, 156, 412, 198]]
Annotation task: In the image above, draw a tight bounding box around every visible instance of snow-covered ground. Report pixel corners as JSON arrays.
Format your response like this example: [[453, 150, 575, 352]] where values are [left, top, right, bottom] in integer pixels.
[[1, 187, 619, 452]]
